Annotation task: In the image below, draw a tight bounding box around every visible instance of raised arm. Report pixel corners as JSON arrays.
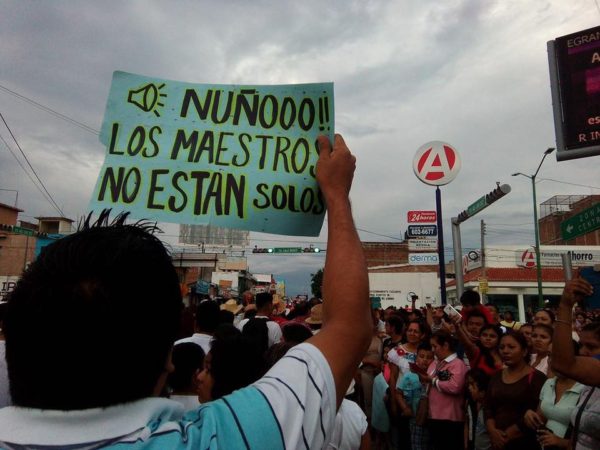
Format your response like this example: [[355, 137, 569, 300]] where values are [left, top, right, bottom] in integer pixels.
[[308, 134, 371, 408], [452, 319, 478, 361], [552, 277, 600, 385]]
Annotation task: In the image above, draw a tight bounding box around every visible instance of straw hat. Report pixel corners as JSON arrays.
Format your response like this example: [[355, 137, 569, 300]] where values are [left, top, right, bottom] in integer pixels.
[[305, 304, 323, 325], [220, 299, 243, 315]]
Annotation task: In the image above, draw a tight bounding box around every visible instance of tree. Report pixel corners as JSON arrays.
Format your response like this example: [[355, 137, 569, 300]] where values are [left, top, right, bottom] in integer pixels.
[[310, 268, 324, 298]]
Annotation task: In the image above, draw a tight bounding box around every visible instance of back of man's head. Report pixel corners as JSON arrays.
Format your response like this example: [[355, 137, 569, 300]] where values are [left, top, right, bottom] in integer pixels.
[[4, 212, 182, 410], [195, 300, 220, 333], [460, 289, 481, 307], [255, 292, 273, 312]]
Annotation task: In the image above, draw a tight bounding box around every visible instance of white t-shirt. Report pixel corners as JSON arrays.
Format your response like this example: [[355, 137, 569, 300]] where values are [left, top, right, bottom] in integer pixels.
[[327, 399, 367, 450], [173, 333, 213, 355], [238, 316, 283, 347]]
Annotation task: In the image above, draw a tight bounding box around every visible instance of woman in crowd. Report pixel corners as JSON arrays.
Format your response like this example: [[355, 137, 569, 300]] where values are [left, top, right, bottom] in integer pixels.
[[533, 309, 556, 327], [530, 324, 553, 376], [455, 321, 503, 376], [388, 320, 428, 449], [552, 278, 600, 450], [420, 330, 467, 450], [388, 320, 429, 377], [484, 332, 546, 450], [519, 323, 533, 350], [524, 343, 584, 450]]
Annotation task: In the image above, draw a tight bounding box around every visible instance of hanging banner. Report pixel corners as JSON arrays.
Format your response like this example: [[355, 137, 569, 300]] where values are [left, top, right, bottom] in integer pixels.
[[88, 71, 335, 236]]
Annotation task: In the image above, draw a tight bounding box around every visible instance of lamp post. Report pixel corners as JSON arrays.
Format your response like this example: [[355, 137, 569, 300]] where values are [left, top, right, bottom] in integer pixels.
[[512, 147, 555, 308]]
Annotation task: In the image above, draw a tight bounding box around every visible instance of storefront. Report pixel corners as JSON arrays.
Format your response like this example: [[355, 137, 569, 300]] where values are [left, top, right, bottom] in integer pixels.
[[448, 245, 600, 322]]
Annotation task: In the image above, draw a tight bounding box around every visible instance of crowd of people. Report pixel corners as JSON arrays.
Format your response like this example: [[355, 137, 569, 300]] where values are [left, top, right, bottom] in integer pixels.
[[361, 290, 600, 450], [0, 134, 598, 449]]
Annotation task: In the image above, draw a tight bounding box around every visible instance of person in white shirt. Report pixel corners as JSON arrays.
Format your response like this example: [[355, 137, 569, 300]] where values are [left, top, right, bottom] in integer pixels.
[[174, 299, 219, 355], [237, 292, 283, 347]]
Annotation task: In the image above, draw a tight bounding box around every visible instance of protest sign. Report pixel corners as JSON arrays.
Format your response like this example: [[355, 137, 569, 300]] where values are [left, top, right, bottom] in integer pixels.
[[89, 71, 334, 236]]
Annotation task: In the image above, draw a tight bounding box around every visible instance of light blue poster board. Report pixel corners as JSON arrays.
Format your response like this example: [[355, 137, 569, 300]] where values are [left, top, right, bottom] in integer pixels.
[[89, 71, 334, 236]]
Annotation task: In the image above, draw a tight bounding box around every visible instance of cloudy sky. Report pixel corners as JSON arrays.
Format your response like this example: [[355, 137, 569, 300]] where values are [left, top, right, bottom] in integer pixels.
[[1, 1, 599, 295]]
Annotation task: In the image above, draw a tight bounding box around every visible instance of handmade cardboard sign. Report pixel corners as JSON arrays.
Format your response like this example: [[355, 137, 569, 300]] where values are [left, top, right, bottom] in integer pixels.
[[89, 71, 334, 236]]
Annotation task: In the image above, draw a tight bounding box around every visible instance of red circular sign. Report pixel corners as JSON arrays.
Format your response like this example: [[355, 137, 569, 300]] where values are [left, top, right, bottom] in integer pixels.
[[413, 141, 461, 186]]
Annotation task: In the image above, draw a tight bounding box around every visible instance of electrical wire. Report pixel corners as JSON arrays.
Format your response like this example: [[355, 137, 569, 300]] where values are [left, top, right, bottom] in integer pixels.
[[0, 133, 59, 212], [537, 177, 600, 190], [0, 84, 99, 135], [0, 111, 65, 217]]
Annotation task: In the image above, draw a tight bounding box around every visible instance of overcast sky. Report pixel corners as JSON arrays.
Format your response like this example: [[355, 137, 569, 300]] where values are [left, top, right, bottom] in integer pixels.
[[1, 1, 599, 296]]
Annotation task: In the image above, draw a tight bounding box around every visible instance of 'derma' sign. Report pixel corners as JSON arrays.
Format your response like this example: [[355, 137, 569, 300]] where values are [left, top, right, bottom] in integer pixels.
[[548, 25, 600, 161], [88, 71, 334, 236]]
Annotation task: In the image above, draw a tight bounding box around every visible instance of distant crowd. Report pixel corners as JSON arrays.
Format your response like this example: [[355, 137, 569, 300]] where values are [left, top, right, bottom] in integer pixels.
[[157, 282, 600, 450]]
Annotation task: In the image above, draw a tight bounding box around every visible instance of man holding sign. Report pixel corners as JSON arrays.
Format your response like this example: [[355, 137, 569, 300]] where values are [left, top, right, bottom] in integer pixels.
[[0, 134, 371, 449]]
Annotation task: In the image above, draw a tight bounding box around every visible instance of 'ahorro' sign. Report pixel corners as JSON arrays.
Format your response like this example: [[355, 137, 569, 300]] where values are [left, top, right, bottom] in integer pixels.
[[89, 71, 334, 236]]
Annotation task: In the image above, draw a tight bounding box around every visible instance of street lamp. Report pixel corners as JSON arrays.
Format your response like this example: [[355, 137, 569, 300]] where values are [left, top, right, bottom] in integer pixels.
[[512, 147, 555, 308]]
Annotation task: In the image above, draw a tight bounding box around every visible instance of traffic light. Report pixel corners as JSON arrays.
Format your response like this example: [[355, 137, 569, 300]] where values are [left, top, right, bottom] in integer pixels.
[[252, 246, 273, 253], [485, 184, 511, 204], [303, 246, 320, 253], [457, 211, 469, 222]]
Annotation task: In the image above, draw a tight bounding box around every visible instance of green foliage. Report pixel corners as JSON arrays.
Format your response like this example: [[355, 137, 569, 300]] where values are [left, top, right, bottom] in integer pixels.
[[310, 268, 324, 298]]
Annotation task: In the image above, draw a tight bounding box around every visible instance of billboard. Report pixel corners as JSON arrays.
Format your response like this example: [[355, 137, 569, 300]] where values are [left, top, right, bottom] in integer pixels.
[[548, 25, 600, 160]]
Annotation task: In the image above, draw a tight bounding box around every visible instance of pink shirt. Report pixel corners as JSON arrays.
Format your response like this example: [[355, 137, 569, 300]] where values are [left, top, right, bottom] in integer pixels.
[[427, 354, 467, 422]]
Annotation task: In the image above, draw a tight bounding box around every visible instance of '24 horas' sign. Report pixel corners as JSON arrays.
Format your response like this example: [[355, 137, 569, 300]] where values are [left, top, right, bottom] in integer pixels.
[[89, 71, 334, 236]]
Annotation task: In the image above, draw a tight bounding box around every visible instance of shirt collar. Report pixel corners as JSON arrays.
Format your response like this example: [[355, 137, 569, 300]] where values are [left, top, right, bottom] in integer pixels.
[[0, 398, 184, 446], [443, 353, 458, 363]]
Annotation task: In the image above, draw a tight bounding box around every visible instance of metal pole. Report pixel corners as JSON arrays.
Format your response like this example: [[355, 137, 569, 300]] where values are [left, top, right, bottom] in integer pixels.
[[561, 252, 573, 281], [451, 218, 464, 301], [436, 187, 447, 305], [481, 219, 487, 304], [532, 176, 544, 308]]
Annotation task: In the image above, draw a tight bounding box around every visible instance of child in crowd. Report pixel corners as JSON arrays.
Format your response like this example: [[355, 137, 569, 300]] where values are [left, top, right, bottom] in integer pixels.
[[396, 342, 435, 450], [465, 368, 491, 450]]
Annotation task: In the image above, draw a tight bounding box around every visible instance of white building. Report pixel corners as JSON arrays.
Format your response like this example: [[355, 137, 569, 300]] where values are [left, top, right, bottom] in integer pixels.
[[448, 245, 600, 322]]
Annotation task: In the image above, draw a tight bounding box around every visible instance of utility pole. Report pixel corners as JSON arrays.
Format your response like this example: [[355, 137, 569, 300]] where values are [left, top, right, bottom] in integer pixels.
[[480, 219, 487, 304]]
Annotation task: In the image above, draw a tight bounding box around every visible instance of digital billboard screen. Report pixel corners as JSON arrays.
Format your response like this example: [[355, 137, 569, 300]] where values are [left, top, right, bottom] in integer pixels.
[[549, 25, 600, 160]]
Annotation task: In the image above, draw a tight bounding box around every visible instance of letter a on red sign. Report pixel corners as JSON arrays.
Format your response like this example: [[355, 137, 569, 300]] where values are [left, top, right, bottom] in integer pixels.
[[413, 141, 461, 186]]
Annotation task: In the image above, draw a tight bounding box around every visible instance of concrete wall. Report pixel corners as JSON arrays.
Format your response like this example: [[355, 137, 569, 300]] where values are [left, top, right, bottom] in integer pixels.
[[369, 271, 441, 309]]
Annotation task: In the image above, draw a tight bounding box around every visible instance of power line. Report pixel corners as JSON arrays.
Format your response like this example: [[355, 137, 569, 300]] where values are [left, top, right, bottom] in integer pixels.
[[356, 227, 403, 241], [0, 111, 65, 217], [0, 133, 59, 211], [537, 177, 600, 190], [0, 84, 99, 135]]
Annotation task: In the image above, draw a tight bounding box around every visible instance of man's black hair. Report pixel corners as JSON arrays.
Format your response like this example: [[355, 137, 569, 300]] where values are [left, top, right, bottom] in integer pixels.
[[209, 331, 264, 399], [4, 211, 182, 410], [255, 292, 273, 311], [460, 290, 481, 306], [218, 309, 235, 325], [195, 300, 220, 333], [417, 341, 432, 352], [466, 310, 486, 322], [282, 322, 313, 344], [242, 317, 269, 357], [386, 315, 405, 335], [168, 342, 205, 392]]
